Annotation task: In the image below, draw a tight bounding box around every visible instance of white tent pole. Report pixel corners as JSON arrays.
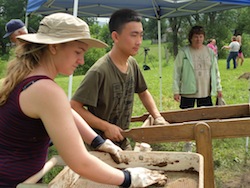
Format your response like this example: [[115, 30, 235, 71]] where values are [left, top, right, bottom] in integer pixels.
[[25, 13, 29, 28], [157, 19, 162, 111], [73, 0, 79, 16], [68, 0, 79, 100], [246, 81, 250, 153]]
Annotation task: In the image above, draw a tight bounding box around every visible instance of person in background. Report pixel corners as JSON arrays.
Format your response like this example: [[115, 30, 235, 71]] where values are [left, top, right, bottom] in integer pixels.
[[173, 25, 222, 151], [222, 36, 240, 69], [207, 38, 218, 58], [0, 13, 166, 188], [70, 9, 167, 151], [236, 35, 244, 66], [3, 19, 28, 45]]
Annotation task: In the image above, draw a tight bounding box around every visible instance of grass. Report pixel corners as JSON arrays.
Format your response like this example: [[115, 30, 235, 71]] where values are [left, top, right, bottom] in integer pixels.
[[1, 44, 250, 186], [0, 59, 7, 85]]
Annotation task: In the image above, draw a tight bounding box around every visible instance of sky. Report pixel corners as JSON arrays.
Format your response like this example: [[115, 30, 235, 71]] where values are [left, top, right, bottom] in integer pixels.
[[97, 17, 109, 26], [97, 17, 109, 23]]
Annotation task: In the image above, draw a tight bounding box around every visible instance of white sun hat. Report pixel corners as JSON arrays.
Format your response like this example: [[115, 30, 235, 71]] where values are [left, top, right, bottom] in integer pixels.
[[17, 12, 108, 48]]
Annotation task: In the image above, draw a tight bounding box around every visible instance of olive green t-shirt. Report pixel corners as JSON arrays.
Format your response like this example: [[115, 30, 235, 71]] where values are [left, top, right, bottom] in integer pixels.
[[72, 54, 147, 136]]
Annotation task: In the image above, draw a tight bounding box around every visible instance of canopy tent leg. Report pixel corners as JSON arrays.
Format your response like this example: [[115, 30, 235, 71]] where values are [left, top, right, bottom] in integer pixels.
[[157, 19, 162, 111], [67, 0, 79, 100], [246, 88, 250, 153]]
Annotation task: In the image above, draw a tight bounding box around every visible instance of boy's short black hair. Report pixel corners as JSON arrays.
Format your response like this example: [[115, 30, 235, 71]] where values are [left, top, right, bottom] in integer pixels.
[[188, 25, 205, 44], [109, 9, 142, 34]]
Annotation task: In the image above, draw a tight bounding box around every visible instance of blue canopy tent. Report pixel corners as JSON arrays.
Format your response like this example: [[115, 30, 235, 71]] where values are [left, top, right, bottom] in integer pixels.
[[25, 0, 250, 109], [26, 0, 250, 19]]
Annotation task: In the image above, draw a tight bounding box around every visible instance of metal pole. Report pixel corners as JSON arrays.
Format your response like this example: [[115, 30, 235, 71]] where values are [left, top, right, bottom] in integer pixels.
[[157, 19, 162, 111], [67, 0, 79, 100], [246, 84, 250, 153]]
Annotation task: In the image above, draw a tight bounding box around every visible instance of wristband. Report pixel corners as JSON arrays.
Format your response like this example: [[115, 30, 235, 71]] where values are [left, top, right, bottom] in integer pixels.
[[90, 135, 105, 149], [120, 170, 131, 188]]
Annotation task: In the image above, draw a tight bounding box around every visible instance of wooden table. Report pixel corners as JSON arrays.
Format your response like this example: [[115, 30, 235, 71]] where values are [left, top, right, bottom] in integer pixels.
[[124, 103, 250, 188]]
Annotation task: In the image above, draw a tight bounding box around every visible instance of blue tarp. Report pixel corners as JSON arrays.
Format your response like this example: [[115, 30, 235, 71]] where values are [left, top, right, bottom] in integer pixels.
[[213, 0, 250, 5], [26, 0, 47, 13], [26, 0, 250, 19]]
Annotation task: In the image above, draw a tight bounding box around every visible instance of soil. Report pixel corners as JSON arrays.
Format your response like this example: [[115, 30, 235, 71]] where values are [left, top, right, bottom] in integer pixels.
[[222, 170, 250, 188], [217, 156, 250, 188]]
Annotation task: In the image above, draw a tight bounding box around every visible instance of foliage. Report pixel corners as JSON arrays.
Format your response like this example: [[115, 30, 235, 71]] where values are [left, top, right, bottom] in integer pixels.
[[0, 0, 27, 54], [74, 21, 111, 72], [26, 14, 43, 33], [0, 59, 7, 78], [42, 146, 64, 183], [236, 7, 250, 34], [0, 48, 15, 79], [143, 18, 167, 41], [167, 17, 186, 57], [98, 24, 113, 50], [73, 47, 106, 76], [140, 8, 250, 60], [164, 9, 241, 59], [83, 17, 98, 26]]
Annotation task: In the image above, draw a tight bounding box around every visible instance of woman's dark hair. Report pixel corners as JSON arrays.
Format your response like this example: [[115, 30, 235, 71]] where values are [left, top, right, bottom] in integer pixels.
[[109, 9, 142, 34], [188, 25, 205, 44]]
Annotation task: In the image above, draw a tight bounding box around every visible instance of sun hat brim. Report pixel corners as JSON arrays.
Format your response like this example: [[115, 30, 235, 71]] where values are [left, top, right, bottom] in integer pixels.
[[17, 33, 108, 48]]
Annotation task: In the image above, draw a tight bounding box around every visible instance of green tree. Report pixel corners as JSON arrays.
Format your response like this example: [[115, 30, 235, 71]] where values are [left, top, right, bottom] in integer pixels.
[[168, 17, 183, 57], [143, 18, 168, 43], [98, 24, 112, 51], [164, 9, 241, 59], [235, 7, 250, 34], [74, 21, 109, 75], [0, 0, 27, 55], [235, 7, 250, 58]]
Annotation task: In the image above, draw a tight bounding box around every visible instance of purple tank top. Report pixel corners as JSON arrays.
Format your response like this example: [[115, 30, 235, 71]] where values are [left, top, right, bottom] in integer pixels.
[[0, 76, 51, 187]]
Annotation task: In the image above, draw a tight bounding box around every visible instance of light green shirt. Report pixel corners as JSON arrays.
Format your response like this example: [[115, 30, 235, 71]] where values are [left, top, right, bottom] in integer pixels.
[[173, 45, 222, 97]]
